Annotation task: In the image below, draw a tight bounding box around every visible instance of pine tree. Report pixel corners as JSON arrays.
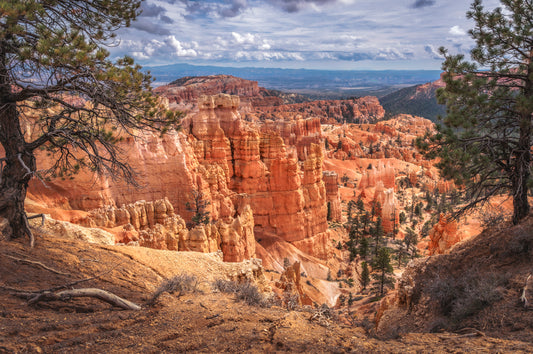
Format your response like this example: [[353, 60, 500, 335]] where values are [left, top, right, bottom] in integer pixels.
[[418, 0, 533, 224], [356, 198, 365, 213], [371, 217, 384, 256], [372, 247, 394, 297], [358, 237, 369, 260], [404, 227, 419, 259], [0, 1, 179, 243], [360, 261, 370, 291], [185, 190, 211, 227]]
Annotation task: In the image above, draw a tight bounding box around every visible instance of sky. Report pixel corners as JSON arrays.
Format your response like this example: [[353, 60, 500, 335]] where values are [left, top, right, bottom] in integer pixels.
[[111, 0, 502, 70]]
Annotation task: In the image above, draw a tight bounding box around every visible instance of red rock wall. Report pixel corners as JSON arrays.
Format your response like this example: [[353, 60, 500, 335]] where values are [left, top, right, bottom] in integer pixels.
[[186, 94, 329, 249], [258, 96, 385, 124], [154, 75, 260, 106]]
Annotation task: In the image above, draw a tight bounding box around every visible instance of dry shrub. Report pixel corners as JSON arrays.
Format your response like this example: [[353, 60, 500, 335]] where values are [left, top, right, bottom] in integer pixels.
[[309, 304, 337, 327], [505, 226, 533, 257], [147, 274, 199, 306], [284, 293, 300, 311], [479, 204, 511, 230], [428, 272, 506, 326], [213, 279, 273, 308]]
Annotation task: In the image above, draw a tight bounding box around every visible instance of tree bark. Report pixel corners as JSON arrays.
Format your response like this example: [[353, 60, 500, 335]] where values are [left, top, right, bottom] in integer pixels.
[[0, 98, 35, 240], [0, 36, 36, 241], [511, 61, 533, 225], [511, 125, 531, 224]]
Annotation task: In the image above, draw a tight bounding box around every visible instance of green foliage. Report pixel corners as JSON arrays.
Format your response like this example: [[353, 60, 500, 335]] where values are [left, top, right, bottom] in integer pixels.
[[360, 261, 370, 290], [0, 0, 181, 186], [381, 83, 446, 122], [417, 0, 533, 224], [341, 173, 350, 185], [358, 236, 369, 260], [186, 190, 211, 227], [399, 211, 406, 224], [371, 247, 395, 297], [356, 198, 365, 213]]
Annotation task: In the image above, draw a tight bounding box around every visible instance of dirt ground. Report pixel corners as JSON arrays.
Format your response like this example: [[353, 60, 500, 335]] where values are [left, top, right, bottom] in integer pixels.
[[1, 231, 532, 353]]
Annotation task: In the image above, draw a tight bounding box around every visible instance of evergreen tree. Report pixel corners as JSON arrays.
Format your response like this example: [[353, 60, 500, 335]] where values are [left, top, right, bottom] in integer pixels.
[[371, 217, 384, 256], [414, 202, 423, 218], [404, 227, 419, 259], [372, 247, 394, 297], [360, 261, 370, 291], [356, 198, 365, 213], [418, 0, 533, 224], [347, 200, 356, 223], [0, 0, 179, 243], [186, 190, 211, 227], [394, 238, 406, 267], [399, 211, 407, 224], [358, 237, 369, 260]]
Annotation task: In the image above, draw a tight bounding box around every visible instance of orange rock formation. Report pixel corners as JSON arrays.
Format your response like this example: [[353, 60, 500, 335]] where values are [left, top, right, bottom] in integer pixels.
[[427, 214, 461, 255], [258, 97, 385, 124], [27, 93, 337, 264]]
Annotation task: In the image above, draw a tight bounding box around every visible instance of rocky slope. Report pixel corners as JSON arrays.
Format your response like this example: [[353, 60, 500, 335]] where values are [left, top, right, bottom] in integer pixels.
[[377, 214, 533, 342], [380, 77, 446, 122], [154, 74, 384, 125], [0, 224, 531, 352]]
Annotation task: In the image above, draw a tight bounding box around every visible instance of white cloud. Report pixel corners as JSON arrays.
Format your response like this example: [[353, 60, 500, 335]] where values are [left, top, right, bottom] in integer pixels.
[[111, 0, 493, 68], [449, 25, 466, 36], [259, 40, 272, 50], [424, 44, 443, 59], [231, 32, 257, 45], [165, 36, 198, 57]]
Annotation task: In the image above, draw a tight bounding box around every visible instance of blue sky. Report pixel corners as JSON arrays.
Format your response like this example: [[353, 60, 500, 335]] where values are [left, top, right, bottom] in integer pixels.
[[112, 0, 501, 70]]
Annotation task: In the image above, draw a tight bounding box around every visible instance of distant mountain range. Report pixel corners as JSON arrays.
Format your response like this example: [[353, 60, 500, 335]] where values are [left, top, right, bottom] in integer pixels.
[[144, 63, 442, 99], [380, 78, 446, 122]]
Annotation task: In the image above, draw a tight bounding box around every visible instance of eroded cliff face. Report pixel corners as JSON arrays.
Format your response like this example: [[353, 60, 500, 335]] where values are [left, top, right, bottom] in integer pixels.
[[257, 96, 385, 124], [184, 94, 330, 254], [26, 93, 336, 264]]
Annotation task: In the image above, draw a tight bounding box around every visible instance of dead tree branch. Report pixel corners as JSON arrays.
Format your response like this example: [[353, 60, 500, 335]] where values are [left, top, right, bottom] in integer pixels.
[[27, 213, 45, 227], [521, 274, 531, 308], [5, 254, 71, 276], [17, 288, 141, 311]]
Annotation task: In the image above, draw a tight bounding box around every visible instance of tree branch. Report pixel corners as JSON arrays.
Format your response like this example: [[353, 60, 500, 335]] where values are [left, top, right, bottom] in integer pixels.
[[17, 288, 141, 311]]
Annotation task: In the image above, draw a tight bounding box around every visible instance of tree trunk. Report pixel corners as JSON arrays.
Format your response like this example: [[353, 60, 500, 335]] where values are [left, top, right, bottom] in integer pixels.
[[0, 100, 35, 240], [0, 36, 36, 241], [380, 270, 385, 297], [511, 148, 530, 225], [512, 58, 533, 225]]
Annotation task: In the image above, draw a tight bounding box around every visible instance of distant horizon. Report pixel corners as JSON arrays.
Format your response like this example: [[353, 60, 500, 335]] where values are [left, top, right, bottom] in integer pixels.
[[144, 62, 443, 98], [144, 62, 445, 73]]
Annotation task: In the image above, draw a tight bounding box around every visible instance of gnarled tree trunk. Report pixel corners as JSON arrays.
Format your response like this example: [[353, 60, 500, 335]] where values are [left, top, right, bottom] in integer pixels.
[[0, 99, 35, 241]]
